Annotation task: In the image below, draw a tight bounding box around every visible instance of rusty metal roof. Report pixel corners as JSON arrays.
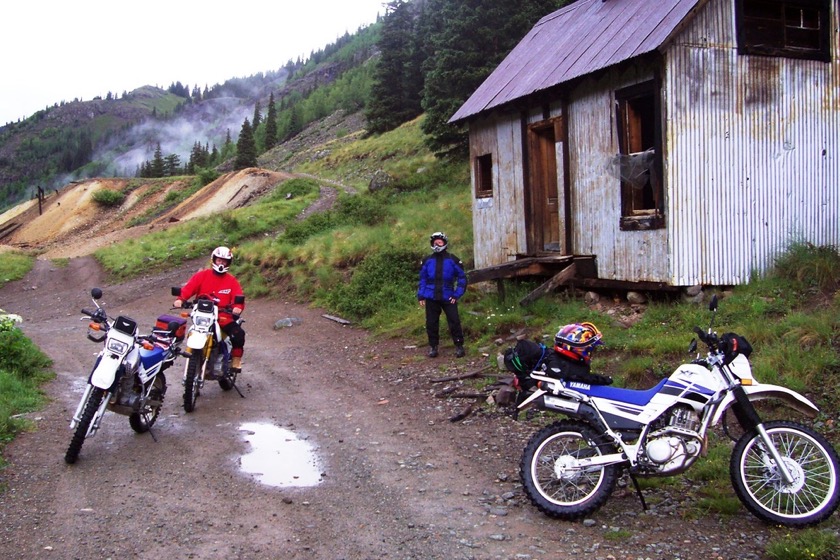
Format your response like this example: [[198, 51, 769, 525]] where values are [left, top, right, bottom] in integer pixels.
[[450, 0, 703, 123]]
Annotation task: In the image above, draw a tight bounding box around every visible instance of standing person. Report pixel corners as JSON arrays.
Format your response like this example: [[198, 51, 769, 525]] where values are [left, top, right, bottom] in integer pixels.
[[173, 246, 246, 375], [417, 231, 467, 358]]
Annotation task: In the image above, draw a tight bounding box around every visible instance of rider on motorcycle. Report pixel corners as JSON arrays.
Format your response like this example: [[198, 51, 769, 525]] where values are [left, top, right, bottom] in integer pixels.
[[173, 246, 246, 375]]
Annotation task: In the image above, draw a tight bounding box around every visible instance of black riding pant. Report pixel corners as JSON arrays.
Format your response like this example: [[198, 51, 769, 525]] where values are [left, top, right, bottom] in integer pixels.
[[222, 321, 246, 357], [424, 299, 464, 348]]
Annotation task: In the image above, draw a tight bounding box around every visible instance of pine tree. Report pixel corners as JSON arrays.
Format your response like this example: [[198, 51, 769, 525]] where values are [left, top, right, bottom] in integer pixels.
[[252, 101, 262, 131], [151, 143, 165, 177], [420, 0, 568, 157], [235, 119, 257, 170], [265, 93, 278, 149], [366, 0, 424, 134]]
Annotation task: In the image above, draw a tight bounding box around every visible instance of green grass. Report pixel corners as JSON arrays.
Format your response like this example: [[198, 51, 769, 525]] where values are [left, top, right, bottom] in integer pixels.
[[0, 251, 35, 289], [0, 320, 54, 465], [766, 528, 840, 560]]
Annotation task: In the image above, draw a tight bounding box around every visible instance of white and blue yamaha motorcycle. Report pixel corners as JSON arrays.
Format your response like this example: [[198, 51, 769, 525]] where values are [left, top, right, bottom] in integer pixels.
[[65, 288, 183, 464], [518, 295, 840, 526]]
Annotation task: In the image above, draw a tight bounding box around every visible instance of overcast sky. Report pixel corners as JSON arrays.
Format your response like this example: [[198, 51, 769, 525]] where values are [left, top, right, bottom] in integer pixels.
[[0, 0, 385, 125]]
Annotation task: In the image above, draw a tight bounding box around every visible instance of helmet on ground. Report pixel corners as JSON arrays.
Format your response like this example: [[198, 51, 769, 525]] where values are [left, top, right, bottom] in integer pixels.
[[430, 231, 448, 253], [211, 246, 233, 274], [554, 322, 603, 364]]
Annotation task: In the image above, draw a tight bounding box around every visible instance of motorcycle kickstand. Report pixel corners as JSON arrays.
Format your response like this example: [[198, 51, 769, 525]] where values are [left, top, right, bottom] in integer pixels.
[[628, 473, 648, 511], [230, 379, 245, 399], [145, 415, 159, 443]]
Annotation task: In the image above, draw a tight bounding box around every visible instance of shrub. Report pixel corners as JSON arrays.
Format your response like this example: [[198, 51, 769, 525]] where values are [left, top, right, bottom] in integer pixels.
[[91, 188, 125, 207]]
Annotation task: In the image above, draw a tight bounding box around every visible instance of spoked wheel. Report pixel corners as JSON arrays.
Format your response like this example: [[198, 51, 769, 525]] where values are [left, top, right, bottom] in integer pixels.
[[183, 353, 203, 413], [520, 420, 619, 520], [65, 387, 105, 464], [731, 420, 840, 526], [129, 373, 167, 433]]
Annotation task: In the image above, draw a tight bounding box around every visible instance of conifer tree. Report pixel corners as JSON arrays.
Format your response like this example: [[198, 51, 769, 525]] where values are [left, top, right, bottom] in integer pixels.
[[420, 0, 568, 157], [151, 143, 165, 177], [252, 101, 262, 131], [235, 119, 257, 170], [265, 93, 278, 149], [366, 0, 423, 134]]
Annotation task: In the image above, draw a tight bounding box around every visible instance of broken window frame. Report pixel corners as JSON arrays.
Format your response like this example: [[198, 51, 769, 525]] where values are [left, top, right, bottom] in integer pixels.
[[474, 153, 494, 199], [615, 80, 664, 231], [736, 0, 831, 62]]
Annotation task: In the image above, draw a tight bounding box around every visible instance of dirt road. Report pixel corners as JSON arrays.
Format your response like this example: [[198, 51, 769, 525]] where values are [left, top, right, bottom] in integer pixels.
[[0, 258, 785, 559]]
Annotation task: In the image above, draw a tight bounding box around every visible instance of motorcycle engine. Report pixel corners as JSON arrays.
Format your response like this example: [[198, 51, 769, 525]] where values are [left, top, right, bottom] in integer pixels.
[[642, 405, 703, 473]]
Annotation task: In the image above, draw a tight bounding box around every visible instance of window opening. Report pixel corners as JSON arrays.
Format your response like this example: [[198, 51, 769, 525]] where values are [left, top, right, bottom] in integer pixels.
[[474, 153, 493, 198], [737, 0, 830, 62], [616, 81, 663, 230]]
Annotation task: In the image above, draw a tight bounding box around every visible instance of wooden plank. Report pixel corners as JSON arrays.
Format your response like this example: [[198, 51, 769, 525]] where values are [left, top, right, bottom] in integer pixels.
[[519, 263, 578, 306], [467, 255, 573, 283]]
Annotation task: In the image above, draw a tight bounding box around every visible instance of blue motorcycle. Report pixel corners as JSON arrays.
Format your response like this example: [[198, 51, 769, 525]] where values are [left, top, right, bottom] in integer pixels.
[[65, 288, 185, 464]]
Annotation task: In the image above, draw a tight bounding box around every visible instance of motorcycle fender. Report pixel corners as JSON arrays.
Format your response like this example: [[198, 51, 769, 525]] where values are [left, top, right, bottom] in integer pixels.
[[90, 352, 123, 389], [186, 331, 210, 351], [711, 383, 819, 424]]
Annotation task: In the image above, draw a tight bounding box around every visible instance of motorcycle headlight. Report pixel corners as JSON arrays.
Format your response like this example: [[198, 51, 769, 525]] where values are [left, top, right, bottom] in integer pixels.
[[194, 316, 213, 328], [106, 338, 130, 354]]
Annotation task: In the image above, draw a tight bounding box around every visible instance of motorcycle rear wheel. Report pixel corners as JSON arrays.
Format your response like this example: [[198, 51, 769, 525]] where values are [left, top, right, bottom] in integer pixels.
[[183, 353, 203, 413], [731, 420, 840, 526], [520, 420, 619, 520], [129, 373, 167, 433], [65, 387, 105, 464]]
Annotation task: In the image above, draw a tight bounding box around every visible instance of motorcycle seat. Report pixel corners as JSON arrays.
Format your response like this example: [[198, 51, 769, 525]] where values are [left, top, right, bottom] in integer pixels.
[[574, 378, 669, 406]]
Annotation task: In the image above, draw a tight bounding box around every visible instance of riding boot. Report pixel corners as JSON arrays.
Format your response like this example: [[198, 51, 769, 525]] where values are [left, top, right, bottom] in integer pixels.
[[231, 355, 242, 374]]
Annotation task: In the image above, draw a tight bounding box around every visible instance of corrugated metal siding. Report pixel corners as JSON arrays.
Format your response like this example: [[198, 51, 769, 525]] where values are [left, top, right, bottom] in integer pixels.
[[665, 0, 840, 285], [567, 71, 669, 282], [451, 0, 703, 123]]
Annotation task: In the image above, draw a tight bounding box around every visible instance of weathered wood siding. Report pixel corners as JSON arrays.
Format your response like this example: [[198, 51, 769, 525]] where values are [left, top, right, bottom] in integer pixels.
[[664, 0, 840, 285], [469, 115, 527, 270]]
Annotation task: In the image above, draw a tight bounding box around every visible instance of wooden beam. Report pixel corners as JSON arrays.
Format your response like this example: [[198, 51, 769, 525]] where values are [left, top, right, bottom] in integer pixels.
[[519, 263, 578, 306]]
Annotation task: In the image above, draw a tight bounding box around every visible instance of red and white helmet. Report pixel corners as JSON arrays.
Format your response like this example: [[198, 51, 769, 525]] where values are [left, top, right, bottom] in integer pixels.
[[211, 246, 233, 274]]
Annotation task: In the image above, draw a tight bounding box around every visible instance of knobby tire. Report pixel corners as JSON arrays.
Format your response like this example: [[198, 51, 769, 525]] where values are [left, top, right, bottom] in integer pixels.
[[183, 353, 203, 413], [129, 373, 167, 433], [64, 387, 105, 464], [730, 420, 840, 526], [520, 420, 619, 520]]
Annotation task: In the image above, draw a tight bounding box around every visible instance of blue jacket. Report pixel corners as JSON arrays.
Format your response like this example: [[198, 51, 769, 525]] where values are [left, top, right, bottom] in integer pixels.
[[417, 251, 467, 302]]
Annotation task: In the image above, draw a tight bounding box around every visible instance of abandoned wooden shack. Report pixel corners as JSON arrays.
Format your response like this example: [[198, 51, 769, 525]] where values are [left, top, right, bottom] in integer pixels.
[[451, 0, 839, 295]]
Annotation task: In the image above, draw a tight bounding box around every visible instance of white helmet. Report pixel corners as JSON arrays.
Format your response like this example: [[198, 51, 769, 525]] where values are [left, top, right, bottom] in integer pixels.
[[211, 246, 233, 274], [430, 231, 448, 253]]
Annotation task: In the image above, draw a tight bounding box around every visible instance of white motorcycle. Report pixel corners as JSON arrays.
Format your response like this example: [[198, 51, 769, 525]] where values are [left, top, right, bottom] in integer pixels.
[[517, 295, 840, 526], [171, 287, 245, 413], [65, 288, 184, 464]]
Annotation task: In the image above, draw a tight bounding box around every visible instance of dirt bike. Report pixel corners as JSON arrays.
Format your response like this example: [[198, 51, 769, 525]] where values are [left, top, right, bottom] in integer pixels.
[[171, 287, 245, 413], [65, 288, 184, 464], [517, 294, 840, 526]]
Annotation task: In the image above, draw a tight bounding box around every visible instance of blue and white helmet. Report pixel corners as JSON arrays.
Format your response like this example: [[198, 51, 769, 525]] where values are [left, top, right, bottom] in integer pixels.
[[430, 232, 448, 253]]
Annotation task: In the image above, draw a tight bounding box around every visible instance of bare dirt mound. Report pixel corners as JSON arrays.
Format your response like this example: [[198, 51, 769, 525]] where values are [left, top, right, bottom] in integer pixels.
[[0, 168, 294, 259]]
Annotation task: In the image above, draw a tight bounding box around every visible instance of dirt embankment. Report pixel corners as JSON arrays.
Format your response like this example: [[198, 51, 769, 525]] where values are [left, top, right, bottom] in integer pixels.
[[0, 168, 293, 259]]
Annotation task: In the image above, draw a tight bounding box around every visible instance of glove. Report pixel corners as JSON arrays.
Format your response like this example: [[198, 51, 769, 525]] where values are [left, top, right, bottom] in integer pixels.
[[232, 307, 242, 316], [173, 299, 183, 308]]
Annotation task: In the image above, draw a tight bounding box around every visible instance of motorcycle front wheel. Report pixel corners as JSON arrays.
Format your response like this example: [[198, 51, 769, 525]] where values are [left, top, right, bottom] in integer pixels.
[[129, 373, 167, 433], [183, 353, 203, 413], [520, 420, 619, 520], [731, 420, 840, 526], [65, 387, 105, 464]]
